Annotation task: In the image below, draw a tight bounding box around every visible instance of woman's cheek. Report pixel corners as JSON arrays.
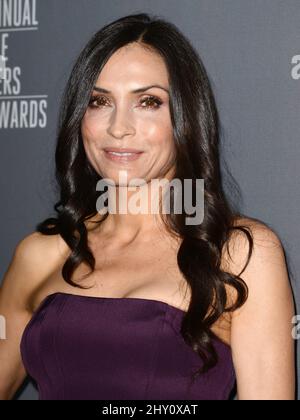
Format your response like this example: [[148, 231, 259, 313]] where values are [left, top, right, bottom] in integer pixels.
[[81, 118, 103, 144]]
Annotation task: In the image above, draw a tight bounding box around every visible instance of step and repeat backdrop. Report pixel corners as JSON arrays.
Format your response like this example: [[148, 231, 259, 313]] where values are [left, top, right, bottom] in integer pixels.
[[0, 0, 299, 400]]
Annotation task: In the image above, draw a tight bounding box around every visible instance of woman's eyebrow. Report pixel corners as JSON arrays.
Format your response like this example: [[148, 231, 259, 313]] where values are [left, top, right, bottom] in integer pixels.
[[93, 84, 169, 94]]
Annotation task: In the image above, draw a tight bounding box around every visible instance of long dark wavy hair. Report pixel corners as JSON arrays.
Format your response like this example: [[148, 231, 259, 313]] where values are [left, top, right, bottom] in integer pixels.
[[37, 13, 255, 381]]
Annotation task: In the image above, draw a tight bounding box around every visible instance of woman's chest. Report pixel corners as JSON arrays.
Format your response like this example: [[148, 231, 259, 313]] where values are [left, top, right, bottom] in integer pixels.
[[36, 233, 191, 311]]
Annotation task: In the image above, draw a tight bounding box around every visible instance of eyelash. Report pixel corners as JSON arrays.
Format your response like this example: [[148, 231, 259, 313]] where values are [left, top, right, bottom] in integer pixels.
[[88, 95, 163, 110]]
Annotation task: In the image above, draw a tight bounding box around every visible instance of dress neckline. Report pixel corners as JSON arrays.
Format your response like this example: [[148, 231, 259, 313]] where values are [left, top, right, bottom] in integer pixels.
[[36, 291, 187, 315], [30, 291, 232, 350]]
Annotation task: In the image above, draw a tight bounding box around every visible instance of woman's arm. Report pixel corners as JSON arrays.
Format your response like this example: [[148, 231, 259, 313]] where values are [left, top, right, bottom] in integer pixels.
[[0, 232, 56, 399], [228, 220, 296, 400]]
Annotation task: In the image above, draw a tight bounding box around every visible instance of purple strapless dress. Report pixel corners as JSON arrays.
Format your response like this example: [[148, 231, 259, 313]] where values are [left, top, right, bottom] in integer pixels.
[[20, 292, 236, 400]]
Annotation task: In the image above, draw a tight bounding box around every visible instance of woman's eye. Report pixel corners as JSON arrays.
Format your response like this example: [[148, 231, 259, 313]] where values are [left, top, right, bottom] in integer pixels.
[[88, 95, 163, 110], [88, 96, 108, 108], [139, 96, 163, 109]]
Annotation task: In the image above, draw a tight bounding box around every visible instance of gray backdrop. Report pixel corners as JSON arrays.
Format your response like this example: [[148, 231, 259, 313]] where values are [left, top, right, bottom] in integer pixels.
[[0, 0, 299, 400]]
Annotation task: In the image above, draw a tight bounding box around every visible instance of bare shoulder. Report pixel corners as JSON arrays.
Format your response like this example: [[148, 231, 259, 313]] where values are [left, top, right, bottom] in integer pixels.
[[15, 231, 70, 264], [221, 216, 283, 273], [0, 231, 71, 310], [14, 231, 71, 279], [221, 215, 292, 316]]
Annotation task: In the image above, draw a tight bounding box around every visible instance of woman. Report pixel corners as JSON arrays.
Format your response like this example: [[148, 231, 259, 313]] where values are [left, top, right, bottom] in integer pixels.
[[0, 13, 295, 400]]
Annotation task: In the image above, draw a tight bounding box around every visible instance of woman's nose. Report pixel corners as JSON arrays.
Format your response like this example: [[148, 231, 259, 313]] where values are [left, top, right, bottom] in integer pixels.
[[107, 107, 135, 139]]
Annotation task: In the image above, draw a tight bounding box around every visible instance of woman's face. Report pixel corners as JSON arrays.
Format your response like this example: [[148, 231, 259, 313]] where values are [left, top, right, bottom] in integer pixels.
[[81, 43, 176, 186]]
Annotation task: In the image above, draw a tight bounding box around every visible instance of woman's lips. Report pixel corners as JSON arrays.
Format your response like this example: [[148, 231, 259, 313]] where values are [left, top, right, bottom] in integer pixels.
[[103, 150, 144, 163]]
